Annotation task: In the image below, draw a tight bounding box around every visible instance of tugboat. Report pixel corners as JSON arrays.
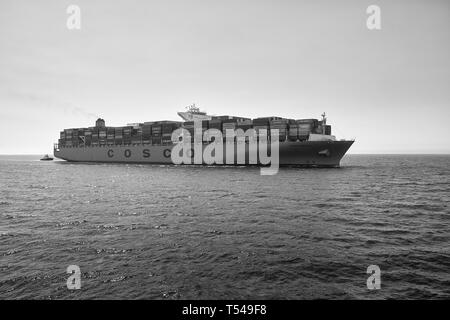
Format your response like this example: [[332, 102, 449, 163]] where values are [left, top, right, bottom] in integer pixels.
[[40, 154, 54, 161]]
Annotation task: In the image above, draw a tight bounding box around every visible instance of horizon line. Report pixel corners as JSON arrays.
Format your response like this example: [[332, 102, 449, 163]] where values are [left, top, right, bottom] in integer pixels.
[[1, 153, 450, 156]]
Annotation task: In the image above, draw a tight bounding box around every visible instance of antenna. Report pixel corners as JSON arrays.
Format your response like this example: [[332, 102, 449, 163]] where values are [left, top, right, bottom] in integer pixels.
[[321, 112, 327, 134]]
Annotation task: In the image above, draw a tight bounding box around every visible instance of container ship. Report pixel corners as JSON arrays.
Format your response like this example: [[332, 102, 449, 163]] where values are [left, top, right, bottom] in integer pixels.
[[54, 105, 354, 167]]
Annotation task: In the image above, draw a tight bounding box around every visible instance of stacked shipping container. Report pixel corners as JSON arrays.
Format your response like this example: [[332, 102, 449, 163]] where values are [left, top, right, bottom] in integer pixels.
[[58, 116, 330, 147], [151, 123, 162, 145], [252, 118, 270, 140], [162, 122, 181, 144], [269, 119, 289, 142]]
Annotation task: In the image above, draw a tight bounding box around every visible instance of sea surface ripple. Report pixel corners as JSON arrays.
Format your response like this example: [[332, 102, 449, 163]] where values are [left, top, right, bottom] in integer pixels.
[[0, 155, 449, 299]]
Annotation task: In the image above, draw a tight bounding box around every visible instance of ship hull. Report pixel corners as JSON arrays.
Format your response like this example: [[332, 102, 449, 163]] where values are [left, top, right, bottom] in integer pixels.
[[54, 140, 353, 167]]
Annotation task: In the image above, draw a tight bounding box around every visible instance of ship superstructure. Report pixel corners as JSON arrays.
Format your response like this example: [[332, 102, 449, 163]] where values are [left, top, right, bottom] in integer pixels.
[[177, 104, 212, 121]]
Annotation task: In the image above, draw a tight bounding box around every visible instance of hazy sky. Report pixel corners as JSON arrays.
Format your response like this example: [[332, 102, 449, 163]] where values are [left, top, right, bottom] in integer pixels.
[[0, 0, 449, 154]]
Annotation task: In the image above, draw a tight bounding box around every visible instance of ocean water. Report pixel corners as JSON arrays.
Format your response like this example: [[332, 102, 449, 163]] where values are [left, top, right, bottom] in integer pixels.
[[0, 154, 449, 300]]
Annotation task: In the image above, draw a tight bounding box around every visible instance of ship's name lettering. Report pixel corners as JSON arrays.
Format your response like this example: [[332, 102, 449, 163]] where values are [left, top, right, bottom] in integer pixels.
[[107, 149, 154, 158], [163, 149, 171, 158]]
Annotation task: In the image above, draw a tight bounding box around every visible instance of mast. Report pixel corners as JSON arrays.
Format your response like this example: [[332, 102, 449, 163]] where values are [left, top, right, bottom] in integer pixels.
[[321, 112, 327, 135]]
